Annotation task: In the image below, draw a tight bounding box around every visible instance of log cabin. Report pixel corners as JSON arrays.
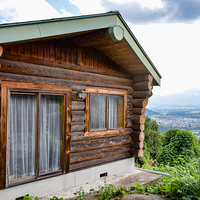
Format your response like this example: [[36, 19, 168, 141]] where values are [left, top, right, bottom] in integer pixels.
[[0, 11, 161, 199]]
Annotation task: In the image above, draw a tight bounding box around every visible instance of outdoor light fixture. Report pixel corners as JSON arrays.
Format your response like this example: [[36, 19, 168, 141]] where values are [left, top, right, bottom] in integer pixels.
[[77, 91, 87, 99]]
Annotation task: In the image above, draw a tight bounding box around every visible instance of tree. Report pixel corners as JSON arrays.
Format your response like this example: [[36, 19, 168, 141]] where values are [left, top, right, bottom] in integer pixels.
[[157, 129, 200, 165], [137, 117, 162, 165], [144, 116, 162, 159]]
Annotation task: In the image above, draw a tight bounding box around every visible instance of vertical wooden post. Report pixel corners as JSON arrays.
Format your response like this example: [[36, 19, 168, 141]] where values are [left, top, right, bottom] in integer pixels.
[[0, 85, 7, 189], [0, 45, 3, 57]]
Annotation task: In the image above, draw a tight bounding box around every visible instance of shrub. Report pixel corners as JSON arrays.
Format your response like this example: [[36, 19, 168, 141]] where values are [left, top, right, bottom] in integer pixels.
[[157, 129, 200, 165]]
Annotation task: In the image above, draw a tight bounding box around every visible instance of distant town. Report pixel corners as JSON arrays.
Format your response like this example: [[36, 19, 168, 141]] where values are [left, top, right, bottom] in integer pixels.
[[146, 106, 200, 139]]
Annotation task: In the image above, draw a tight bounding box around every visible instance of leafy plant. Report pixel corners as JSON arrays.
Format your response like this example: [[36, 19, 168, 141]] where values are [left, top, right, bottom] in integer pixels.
[[74, 187, 87, 200], [89, 178, 127, 200], [23, 196, 39, 200]]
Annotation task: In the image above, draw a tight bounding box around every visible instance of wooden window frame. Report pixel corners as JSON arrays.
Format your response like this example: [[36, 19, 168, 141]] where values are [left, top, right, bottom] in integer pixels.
[[85, 86, 127, 137], [0, 81, 71, 188]]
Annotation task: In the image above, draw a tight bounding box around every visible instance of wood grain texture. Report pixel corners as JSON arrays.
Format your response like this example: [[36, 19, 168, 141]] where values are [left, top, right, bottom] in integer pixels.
[[132, 74, 153, 82], [132, 91, 153, 99], [71, 111, 85, 122], [0, 72, 132, 93], [131, 114, 146, 125], [132, 81, 153, 91], [71, 122, 85, 132], [70, 144, 131, 163], [131, 141, 144, 149], [131, 131, 145, 142], [70, 135, 131, 152], [70, 152, 131, 171], [0, 86, 7, 189], [131, 99, 148, 108], [71, 101, 85, 110], [132, 108, 146, 115], [130, 148, 144, 157], [0, 45, 3, 57], [0, 59, 132, 87], [132, 124, 145, 132]]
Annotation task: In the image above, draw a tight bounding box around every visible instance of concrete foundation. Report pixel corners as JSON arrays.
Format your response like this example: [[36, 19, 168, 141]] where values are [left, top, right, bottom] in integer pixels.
[[0, 157, 135, 200]]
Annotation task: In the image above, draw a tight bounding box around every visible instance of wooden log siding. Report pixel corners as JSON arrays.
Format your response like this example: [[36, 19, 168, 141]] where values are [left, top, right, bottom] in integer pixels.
[[69, 87, 133, 171], [2, 38, 131, 78], [130, 74, 154, 157]]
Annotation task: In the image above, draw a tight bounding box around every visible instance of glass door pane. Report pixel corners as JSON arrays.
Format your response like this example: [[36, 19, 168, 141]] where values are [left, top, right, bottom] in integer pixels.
[[9, 94, 37, 181], [39, 95, 64, 174]]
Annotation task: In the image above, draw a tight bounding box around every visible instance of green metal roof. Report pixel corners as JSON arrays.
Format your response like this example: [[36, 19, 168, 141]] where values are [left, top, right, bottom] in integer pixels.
[[0, 11, 161, 85]]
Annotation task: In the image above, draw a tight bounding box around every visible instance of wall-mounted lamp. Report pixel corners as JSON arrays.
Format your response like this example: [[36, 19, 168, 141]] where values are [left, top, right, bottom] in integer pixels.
[[77, 91, 87, 99]]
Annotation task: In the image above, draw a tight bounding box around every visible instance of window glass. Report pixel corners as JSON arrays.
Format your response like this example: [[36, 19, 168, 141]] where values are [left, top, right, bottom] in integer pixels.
[[39, 95, 64, 174], [90, 95, 106, 130], [109, 95, 124, 129], [9, 94, 37, 181]]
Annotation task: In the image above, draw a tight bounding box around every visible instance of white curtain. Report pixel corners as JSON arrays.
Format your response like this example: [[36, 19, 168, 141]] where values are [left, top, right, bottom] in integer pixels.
[[39, 95, 63, 174], [109, 95, 124, 129], [90, 95, 106, 129], [9, 94, 36, 180], [109, 95, 118, 129]]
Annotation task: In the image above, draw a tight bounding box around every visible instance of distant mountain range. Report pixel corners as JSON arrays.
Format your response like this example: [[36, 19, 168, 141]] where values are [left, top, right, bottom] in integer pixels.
[[147, 88, 200, 108]]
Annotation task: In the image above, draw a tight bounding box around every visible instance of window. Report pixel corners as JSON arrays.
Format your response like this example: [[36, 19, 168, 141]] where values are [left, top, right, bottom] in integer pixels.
[[85, 87, 127, 136], [1, 81, 71, 187]]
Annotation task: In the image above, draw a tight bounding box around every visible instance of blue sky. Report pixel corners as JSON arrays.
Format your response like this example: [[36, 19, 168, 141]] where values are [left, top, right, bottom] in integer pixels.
[[0, 0, 200, 96]]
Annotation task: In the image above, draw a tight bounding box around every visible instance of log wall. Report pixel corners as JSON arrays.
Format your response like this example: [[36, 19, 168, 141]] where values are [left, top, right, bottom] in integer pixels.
[[129, 74, 153, 157], [69, 87, 132, 171], [0, 38, 135, 177]]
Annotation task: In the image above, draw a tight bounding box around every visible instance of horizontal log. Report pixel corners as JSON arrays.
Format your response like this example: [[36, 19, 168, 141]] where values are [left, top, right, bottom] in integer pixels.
[[127, 110, 133, 119], [132, 124, 145, 132], [132, 81, 153, 91], [132, 99, 148, 108], [127, 103, 133, 111], [126, 118, 133, 128], [71, 122, 85, 132], [70, 152, 131, 171], [71, 128, 133, 142], [132, 108, 146, 115], [71, 101, 85, 110], [70, 144, 131, 163], [131, 131, 145, 142], [71, 132, 85, 141], [71, 111, 85, 122], [132, 91, 153, 99], [1, 53, 131, 79], [0, 46, 3, 57], [70, 135, 131, 152], [127, 87, 134, 95], [0, 72, 132, 93], [132, 74, 153, 83], [131, 141, 144, 149], [127, 95, 133, 103], [0, 59, 132, 86], [131, 114, 146, 125], [130, 148, 144, 157]]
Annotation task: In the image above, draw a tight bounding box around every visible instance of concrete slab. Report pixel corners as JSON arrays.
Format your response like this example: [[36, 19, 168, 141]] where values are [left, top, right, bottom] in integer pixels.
[[40, 169, 164, 200]]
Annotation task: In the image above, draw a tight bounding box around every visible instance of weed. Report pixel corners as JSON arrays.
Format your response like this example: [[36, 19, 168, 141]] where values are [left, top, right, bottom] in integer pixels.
[[74, 187, 87, 200]]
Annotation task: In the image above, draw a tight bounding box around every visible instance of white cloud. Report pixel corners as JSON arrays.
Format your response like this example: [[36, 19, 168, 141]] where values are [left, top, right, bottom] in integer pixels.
[[128, 19, 200, 95], [69, 0, 105, 15], [106, 0, 164, 9], [0, 0, 74, 23]]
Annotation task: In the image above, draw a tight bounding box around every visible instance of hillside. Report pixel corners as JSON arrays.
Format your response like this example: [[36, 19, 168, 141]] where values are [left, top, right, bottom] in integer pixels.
[[148, 88, 200, 108]]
